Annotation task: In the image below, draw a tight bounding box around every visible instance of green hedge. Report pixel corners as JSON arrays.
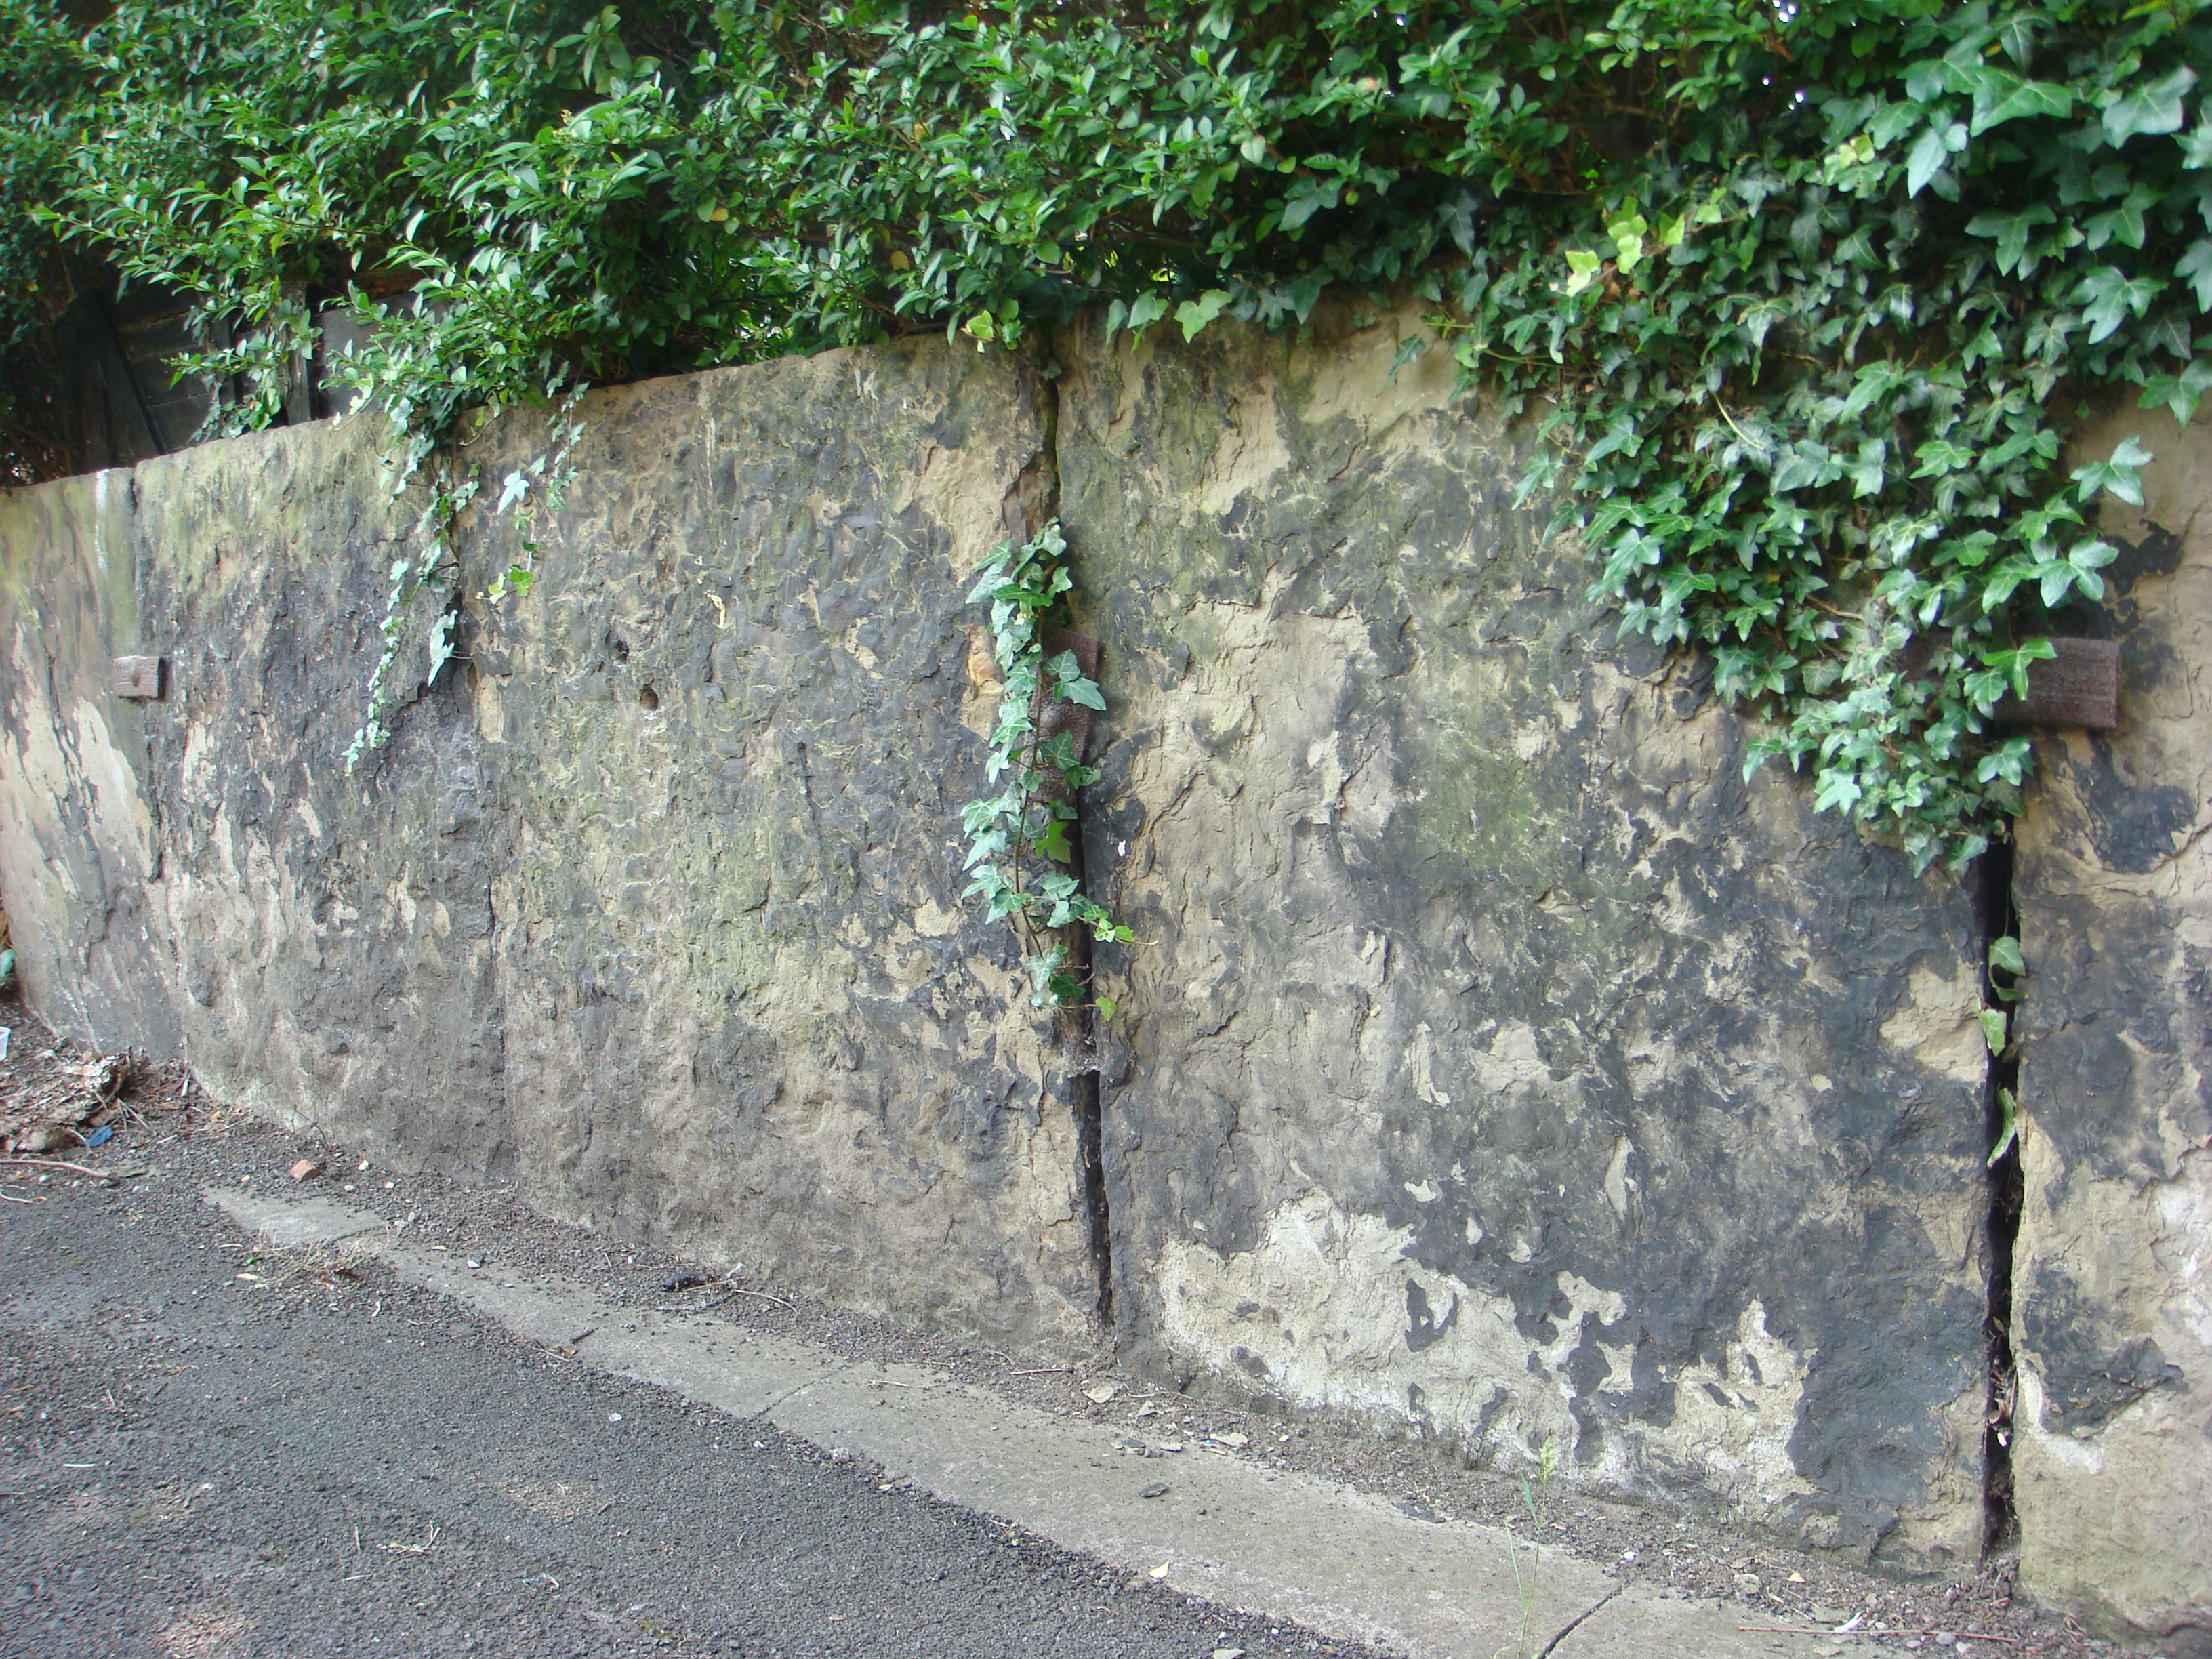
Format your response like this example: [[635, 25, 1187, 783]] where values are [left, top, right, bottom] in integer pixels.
[[3, 0, 2206, 864]]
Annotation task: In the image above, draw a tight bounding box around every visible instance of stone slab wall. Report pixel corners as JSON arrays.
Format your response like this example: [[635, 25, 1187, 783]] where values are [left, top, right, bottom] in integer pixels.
[[0, 342, 1101, 1357], [6, 320, 2204, 1612], [0, 466, 181, 1053], [2011, 407, 2212, 1655], [1055, 309, 1991, 1569]]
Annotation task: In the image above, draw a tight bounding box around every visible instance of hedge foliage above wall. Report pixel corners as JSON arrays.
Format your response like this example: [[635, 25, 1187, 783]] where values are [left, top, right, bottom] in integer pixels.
[[2, 0, 2207, 865]]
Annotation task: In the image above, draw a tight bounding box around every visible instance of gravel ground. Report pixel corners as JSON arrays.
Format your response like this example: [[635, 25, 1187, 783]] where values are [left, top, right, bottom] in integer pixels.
[[0, 1154, 1370, 1656], [0, 1000, 2139, 1658]]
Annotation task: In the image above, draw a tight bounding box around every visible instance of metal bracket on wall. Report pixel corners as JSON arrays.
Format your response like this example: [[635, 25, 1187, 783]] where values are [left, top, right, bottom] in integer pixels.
[[112, 655, 165, 700], [1037, 626, 1101, 761], [1992, 638, 2120, 731]]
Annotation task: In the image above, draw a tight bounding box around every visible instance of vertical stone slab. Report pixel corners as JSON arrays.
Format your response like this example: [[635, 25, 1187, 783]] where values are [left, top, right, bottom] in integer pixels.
[[132, 423, 514, 1172], [461, 344, 1100, 1353], [1059, 307, 1991, 1564], [2011, 408, 2212, 1653], [0, 467, 180, 1052]]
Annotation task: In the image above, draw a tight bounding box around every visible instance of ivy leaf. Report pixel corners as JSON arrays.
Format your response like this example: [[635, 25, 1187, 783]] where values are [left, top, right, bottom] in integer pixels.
[[1988, 936, 2025, 977], [1988, 1088, 2020, 1167], [1906, 121, 1966, 198], [1913, 438, 1975, 477], [1605, 209, 1649, 274], [2139, 359, 2212, 424], [1438, 189, 1479, 256], [1969, 73, 2072, 136], [1979, 1008, 2008, 1054], [1279, 174, 1340, 231], [1965, 205, 2055, 277], [2102, 67, 2198, 146], [1562, 247, 1602, 296], [1174, 289, 1231, 341], [1992, 15, 2038, 66], [1772, 441, 1837, 493], [1813, 769, 1864, 815], [2072, 438, 2153, 506], [2179, 239, 2212, 310], [1850, 438, 1888, 499], [2072, 268, 2165, 344], [1125, 291, 1170, 331]]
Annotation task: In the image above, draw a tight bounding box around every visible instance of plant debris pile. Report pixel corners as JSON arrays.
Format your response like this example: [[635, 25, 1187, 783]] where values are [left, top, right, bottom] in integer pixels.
[[0, 1002, 188, 1159]]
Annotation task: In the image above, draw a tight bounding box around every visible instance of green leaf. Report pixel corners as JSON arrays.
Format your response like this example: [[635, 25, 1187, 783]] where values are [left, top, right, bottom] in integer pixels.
[[2072, 268, 2165, 344], [2139, 359, 2212, 425], [1988, 1088, 2019, 1168], [2179, 240, 2212, 311], [1965, 205, 2055, 277], [1094, 994, 1117, 1020], [1175, 289, 1231, 342], [1969, 73, 2073, 136], [1906, 121, 1965, 197], [1562, 247, 1601, 297], [1979, 1008, 2009, 1054], [2072, 437, 2153, 506], [1605, 210, 1648, 274], [1125, 292, 1169, 331], [1279, 175, 1341, 231], [2102, 67, 2198, 146]]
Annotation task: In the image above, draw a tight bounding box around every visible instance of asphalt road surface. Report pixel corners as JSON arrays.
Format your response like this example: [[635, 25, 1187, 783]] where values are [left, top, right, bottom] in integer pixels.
[[0, 1175, 1359, 1659]]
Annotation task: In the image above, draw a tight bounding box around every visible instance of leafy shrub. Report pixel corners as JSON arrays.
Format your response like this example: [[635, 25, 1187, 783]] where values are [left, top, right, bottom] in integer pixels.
[[2, 0, 2205, 863]]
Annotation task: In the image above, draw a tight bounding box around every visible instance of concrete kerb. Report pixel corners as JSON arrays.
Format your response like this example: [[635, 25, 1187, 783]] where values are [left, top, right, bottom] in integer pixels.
[[209, 1185, 1809, 1659]]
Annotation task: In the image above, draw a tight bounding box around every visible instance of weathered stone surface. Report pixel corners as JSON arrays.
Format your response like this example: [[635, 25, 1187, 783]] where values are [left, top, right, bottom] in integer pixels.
[[455, 351, 1097, 1344], [0, 340, 1101, 1355], [1057, 305, 1992, 1565], [2011, 407, 2212, 1653], [0, 466, 181, 1052], [132, 424, 508, 1170]]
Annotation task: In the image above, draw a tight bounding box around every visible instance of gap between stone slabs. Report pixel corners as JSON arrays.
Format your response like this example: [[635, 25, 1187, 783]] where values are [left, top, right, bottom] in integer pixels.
[[209, 1185, 1802, 1659]]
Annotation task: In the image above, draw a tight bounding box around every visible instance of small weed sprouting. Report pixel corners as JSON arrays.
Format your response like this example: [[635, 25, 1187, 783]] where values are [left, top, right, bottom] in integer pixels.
[[1498, 1436, 1563, 1659]]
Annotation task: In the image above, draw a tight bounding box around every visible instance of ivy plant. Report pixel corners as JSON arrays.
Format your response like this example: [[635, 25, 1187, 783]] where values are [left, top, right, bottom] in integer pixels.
[[962, 522, 1130, 1012], [3, 0, 2208, 866]]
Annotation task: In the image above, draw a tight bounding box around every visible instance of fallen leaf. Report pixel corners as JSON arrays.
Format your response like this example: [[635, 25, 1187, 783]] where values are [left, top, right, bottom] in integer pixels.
[[1149, 1563, 1170, 1579], [289, 1158, 321, 1181], [1084, 1381, 1122, 1404], [1132, 1401, 1159, 1418]]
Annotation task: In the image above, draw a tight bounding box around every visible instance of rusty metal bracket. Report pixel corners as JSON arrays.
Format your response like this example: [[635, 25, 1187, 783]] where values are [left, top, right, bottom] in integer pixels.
[[111, 655, 164, 700], [1036, 627, 1101, 760], [1990, 638, 2118, 731]]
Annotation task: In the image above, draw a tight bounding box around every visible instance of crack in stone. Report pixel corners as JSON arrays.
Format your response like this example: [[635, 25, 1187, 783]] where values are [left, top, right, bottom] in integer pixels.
[[1536, 1585, 1619, 1658], [1979, 841, 2024, 1561]]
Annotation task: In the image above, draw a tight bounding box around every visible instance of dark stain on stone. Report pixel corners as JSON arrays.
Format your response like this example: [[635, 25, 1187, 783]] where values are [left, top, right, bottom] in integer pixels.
[[2105, 521, 2186, 592], [2018, 1266, 2186, 1435], [1404, 1280, 1459, 1353]]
